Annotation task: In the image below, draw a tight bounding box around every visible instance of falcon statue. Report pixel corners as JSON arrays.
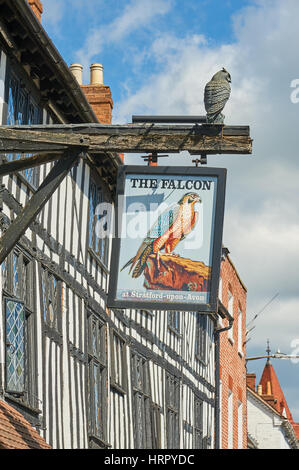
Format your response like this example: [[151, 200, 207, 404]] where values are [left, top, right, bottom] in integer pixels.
[[121, 192, 201, 278], [204, 67, 231, 124]]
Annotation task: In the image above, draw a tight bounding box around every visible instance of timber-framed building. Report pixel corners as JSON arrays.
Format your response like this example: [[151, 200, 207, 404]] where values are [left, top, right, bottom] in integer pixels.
[[0, 0, 236, 449]]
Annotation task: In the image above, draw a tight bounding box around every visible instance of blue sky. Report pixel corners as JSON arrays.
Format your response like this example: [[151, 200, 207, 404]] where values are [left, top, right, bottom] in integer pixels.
[[43, 0, 251, 106], [41, 0, 299, 421]]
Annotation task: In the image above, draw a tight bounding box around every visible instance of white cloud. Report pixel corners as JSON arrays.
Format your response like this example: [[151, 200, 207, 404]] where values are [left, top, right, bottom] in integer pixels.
[[115, 0, 299, 363], [42, 0, 65, 31], [75, 0, 173, 80]]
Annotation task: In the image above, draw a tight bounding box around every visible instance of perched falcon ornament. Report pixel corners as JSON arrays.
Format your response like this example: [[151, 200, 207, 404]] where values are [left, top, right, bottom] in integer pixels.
[[204, 68, 231, 124], [121, 193, 201, 278]]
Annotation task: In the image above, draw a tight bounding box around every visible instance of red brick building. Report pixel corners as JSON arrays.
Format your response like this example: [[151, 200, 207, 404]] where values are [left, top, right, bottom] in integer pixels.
[[217, 250, 247, 449]]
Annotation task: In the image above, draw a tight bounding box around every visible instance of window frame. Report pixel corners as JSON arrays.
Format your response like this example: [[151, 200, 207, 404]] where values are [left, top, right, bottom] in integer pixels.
[[131, 351, 153, 449], [4, 297, 26, 395], [110, 329, 127, 394], [88, 174, 111, 269], [167, 310, 180, 336], [87, 311, 109, 446], [195, 313, 207, 364], [40, 267, 62, 334], [4, 62, 42, 188], [238, 307, 243, 355], [227, 289, 234, 343], [228, 390, 233, 449], [194, 398, 204, 449], [2, 249, 37, 408], [165, 373, 180, 449]]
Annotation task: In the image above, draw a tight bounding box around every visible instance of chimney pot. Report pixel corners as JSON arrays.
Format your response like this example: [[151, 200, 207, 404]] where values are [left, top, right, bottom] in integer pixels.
[[90, 63, 103, 85], [70, 64, 83, 85], [257, 384, 262, 395]]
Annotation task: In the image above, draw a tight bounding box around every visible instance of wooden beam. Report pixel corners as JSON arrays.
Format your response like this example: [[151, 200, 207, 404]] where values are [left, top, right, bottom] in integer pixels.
[[0, 153, 61, 177], [0, 124, 252, 155], [0, 150, 80, 265]]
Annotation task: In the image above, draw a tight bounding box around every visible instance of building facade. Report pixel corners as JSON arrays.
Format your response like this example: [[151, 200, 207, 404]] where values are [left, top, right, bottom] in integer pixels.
[[247, 363, 299, 449], [217, 252, 247, 449], [0, 0, 222, 449]]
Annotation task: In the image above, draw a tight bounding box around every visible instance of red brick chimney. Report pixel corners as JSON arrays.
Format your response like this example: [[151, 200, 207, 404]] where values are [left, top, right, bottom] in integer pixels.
[[246, 373, 256, 391], [28, 0, 43, 21], [74, 64, 113, 124]]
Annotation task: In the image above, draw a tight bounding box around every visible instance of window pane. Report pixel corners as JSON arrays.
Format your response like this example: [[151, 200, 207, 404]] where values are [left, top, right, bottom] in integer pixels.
[[168, 311, 180, 332], [5, 300, 25, 393], [41, 269, 47, 322], [2, 259, 8, 291], [135, 392, 144, 448], [42, 269, 59, 329], [7, 77, 17, 125], [196, 314, 206, 361], [12, 253, 19, 297], [94, 363, 102, 436], [112, 334, 124, 388], [92, 321, 97, 357], [89, 180, 109, 265]]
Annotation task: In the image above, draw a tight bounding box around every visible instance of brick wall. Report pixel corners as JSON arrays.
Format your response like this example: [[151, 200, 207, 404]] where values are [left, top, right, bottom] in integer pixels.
[[219, 254, 247, 449], [81, 85, 113, 124], [28, 0, 43, 21]]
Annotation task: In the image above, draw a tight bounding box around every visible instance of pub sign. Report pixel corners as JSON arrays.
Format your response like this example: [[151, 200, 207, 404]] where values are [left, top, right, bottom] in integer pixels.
[[107, 165, 226, 313]]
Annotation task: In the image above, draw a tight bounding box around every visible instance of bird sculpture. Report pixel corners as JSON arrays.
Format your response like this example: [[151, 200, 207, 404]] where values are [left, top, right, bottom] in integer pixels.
[[204, 67, 231, 124], [121, 192, 201, 278]]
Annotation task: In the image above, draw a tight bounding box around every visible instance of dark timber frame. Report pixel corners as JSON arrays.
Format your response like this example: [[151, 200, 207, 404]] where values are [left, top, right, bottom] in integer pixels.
[[0, 121, 251, 274], [0, 123, 252, 154], [0, 149, 82, 264]]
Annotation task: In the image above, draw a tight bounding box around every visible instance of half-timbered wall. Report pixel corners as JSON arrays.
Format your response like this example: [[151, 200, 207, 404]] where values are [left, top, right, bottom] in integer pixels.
[[0, 46, 216, 449]]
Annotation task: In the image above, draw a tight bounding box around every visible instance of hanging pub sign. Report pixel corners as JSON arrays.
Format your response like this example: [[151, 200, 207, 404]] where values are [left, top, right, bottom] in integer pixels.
[[107, 165, 227, 313]]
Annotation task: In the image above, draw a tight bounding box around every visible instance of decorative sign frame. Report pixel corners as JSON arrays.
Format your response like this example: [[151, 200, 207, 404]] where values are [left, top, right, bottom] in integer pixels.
[[107, 165, 226, 313]]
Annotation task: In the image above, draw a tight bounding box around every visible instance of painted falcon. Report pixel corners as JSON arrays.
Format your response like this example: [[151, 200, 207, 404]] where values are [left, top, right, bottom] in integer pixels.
[[121, 192, 201, 278], [204, 67, 231, 124]]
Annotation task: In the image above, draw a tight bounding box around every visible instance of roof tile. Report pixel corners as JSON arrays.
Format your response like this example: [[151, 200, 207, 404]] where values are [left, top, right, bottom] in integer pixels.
[[0, 400, 51, 449]]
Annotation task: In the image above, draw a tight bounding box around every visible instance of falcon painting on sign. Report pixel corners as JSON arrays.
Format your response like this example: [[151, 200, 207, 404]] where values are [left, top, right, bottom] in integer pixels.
[[204, 68, 231, 124], [108, 166, 227, 313]]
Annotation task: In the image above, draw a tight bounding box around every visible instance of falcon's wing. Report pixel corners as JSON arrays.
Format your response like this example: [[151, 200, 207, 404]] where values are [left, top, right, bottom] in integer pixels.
[[204, 80, 231, 115], [147, 203, 181, 239]]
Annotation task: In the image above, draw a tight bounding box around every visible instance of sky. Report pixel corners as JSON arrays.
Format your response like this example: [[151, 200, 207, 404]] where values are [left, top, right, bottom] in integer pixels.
[[42, 0, 299, 420]]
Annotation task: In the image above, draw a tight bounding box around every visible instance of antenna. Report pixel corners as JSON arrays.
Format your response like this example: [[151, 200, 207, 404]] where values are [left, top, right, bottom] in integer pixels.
[[246, 293, 279, 345]]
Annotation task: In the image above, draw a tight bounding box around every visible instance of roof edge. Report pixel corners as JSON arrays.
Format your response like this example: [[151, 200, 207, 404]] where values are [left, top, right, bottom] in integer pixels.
[[14, 0, 98, 124]]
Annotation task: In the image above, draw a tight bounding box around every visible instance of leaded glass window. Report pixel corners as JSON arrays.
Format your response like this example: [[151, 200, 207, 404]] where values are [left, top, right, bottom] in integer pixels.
[[23, 97, 40, 187], [12, 253, 19, 297], [41, 268, 60, 331], [5, 299, 25, 394], [168, 310, 180, 334], [5, 68, 41, 186], [195, 313, 207, 363], [88, 314, 106, 361], [2, 252, 35, 406], [7, 75, 18, 127], [87, 311, 108, 443], [110, 331, 126, 391], [166, 374, 180, 449], [194, 399, 203, 449], [131, 352, 154, 449], [92, 362, 105, 438], [88, 178, 110, 266], [2, 258, 8, 291]]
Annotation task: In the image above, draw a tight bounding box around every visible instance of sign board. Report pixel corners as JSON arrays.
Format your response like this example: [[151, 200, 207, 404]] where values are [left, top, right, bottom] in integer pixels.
[[107, 165, 226, 313]]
